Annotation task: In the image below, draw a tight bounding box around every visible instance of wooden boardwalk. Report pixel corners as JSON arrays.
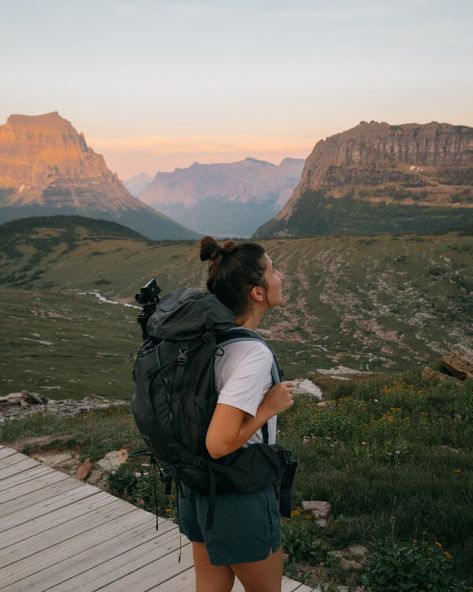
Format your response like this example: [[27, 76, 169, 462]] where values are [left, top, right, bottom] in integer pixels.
[[0, 445, 319, 591]]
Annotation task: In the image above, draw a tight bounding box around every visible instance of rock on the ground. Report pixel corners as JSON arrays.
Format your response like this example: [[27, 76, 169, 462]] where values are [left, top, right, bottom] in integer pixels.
[[97, 449, 128, 472], [88, 468, 106, 486], [76, 458, 94, 480], [0, 394, 127, 421], [302, 500, 331, 520], [33, 451, 74, 467], [452, 344, 473, 364], [441, 352, 473, 380], [422, 366, 451, 382], [293, 379, 323, 400], [340, 558, 364, 571], [347, 544, 368, 560], [316, 366, 363, 376], [0, 391, 48, 406]]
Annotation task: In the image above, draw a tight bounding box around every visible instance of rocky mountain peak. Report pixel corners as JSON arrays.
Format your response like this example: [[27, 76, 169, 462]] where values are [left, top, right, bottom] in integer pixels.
[[0, 112, 198, 239], [276, 121, 473, 222], [255, 121, 473, 238]]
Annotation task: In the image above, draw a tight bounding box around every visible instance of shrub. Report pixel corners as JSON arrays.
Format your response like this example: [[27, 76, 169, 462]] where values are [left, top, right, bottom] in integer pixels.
[[282, 514, 328, 565], [107, 462, 176, 519], [361, 523, 464, 592]]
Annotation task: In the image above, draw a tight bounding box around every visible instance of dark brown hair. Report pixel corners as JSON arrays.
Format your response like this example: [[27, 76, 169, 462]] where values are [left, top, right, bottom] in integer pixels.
[[200, 236, 267, 316]]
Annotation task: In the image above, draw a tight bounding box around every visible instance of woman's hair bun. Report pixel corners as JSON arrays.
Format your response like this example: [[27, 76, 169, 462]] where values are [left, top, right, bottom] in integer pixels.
[[200, 236, 219, 261], [221, 241, 237, 254]]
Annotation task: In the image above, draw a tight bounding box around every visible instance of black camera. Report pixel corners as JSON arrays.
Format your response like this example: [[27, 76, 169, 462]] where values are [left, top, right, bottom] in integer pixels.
[[135, 279, 161, 307], [136, 279, 162, 340]]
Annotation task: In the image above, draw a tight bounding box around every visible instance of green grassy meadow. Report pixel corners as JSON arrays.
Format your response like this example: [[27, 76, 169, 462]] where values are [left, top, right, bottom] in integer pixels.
[[1, 216, 473, 589], [1, 217, 473, 401]]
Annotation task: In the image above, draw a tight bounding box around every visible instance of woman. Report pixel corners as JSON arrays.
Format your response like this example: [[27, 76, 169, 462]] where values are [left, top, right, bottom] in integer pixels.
[[178, 236, 294, 592]]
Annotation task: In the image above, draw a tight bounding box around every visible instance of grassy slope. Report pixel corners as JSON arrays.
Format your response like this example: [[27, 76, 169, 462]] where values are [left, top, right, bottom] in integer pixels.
[[255, 191, 473, 237], [1, 219, 473, 399]]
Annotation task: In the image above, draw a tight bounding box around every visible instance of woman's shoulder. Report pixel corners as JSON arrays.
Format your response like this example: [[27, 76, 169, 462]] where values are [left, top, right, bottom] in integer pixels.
[[220, 338, 273, 361], [215, 339, 273, 378]]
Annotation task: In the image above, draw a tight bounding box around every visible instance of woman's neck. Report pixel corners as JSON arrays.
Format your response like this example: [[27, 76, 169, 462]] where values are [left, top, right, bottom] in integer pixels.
[[234, 308, 264, 330]]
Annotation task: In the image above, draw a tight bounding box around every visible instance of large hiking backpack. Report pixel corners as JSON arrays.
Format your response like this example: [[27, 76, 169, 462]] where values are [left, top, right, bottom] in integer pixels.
[[131, 287, 297, 528]]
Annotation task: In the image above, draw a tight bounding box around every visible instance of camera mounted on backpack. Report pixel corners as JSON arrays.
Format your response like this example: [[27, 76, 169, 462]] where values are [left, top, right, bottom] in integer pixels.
[[135, 278, 161, 340]]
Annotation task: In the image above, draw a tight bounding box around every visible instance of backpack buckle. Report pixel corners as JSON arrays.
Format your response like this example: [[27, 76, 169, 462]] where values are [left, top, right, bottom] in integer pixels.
[[176, 347, 188, 365], [277, 447, 293, 465], [202, 331, 213, 344]]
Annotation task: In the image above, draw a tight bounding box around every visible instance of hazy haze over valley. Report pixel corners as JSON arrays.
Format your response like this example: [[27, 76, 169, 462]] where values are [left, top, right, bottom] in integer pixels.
[[135, 157, 304, 236]]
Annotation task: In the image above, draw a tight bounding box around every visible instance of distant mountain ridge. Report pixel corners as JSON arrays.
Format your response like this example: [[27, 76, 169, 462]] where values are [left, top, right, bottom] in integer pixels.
[[125, 173, 153, 197], [0, 112, 199, 240], [139, 157, 305, 237], [256, 121, 473, 237]]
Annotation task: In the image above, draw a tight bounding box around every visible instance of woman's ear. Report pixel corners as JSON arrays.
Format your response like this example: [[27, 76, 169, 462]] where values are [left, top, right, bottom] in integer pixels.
[[249, 285, 265, 302]]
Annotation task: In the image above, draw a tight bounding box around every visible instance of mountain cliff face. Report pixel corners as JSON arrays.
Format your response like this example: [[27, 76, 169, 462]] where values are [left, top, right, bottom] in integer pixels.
[[0, 112, 198, 240], [255, 122, 473, 237], [139, 157, 304, 237]]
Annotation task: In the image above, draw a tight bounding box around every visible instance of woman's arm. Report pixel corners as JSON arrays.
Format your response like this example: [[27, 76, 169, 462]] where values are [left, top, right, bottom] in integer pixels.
[[206, 381, 294, 459]]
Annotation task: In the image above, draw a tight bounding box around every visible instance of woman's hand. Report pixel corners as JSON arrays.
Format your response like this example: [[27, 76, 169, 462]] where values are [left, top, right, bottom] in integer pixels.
[[260, 381, 294, 418], [206, 382, 295, 459]]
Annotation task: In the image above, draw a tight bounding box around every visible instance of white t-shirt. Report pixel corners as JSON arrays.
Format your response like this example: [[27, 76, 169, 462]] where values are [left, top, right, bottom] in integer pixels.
[[214, 339, 277, 446]]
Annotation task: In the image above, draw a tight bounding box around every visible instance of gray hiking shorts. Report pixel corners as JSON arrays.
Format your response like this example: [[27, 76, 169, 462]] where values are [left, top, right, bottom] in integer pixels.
[[178, 484, 281, 565]]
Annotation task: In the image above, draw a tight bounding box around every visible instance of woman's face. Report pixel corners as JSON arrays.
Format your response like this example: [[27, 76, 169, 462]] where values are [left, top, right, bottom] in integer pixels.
[[262, 254, 284, 309]]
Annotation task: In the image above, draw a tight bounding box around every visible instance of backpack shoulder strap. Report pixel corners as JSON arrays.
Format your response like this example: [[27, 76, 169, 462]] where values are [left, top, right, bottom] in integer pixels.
[[216, 330, 280, 446]]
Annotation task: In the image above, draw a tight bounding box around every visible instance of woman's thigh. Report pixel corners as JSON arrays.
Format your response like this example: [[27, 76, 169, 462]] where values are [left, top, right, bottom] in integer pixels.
[[192, 542, 235, 592], [231, 547, 283, 592]]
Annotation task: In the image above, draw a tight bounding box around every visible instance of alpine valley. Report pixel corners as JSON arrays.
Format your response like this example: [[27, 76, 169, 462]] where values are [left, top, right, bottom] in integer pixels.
[[134, 157, 304, 237]]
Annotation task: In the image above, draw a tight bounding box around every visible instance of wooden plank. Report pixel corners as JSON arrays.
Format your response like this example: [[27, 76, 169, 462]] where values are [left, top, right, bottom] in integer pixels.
[[147, 566, 196, 591], [0, 447, 19, 460], [282, 577, 309, 591], [0, 496, 135, 568], [0, 463, 55, 491], [148, 564, 307, 592], [49, 527, 190, 592], [0, 511, 154, 589], [0, 457, 49, 480], [0, 466, 65, 499], [0, 446, 310, 592], [0, 512, 176, 591], [89, 541, 194, 592], [0, 491, 115, 550], [0, 451, 31, 469], [0, 477, 85, 518], [0, 483, 103, 533], [145, 565, 308, 592], [0, 469, 70, 503]]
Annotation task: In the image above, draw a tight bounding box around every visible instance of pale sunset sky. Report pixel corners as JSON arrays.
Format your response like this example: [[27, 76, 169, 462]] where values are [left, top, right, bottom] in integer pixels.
[[2, 0, 472, 179]]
